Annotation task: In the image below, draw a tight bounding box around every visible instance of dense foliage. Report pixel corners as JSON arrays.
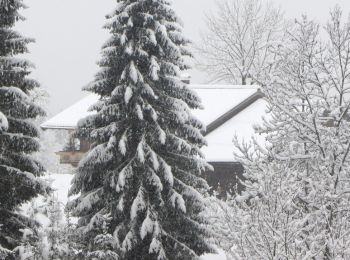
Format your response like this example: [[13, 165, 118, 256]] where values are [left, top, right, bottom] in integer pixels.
[[0, 0, 49, 258], [68, 0, 214, 259]]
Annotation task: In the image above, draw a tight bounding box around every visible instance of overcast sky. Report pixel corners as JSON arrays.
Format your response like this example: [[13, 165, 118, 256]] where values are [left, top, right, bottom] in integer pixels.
[[15, 0, 350, 115]]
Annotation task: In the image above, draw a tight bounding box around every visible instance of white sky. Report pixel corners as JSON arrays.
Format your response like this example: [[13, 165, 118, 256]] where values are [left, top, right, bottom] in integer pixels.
[[15, 0, 350, 115]]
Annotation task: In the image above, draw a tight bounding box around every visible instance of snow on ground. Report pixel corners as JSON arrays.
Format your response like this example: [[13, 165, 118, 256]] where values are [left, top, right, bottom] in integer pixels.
[[21, 173, 226, 260]]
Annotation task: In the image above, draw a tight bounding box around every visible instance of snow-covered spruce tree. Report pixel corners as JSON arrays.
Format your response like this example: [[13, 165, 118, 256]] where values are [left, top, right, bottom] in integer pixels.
[[224, 9, 350, 259], [0, 0, 49, 257], [67, 0, 214, 259]]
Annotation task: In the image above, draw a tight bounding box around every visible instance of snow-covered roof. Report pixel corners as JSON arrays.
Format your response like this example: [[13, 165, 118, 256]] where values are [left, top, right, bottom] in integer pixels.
[[41, 85, 268, 161], [41, 85, 260, 129], [203, 99, 267, 161], [41, 94, 98, 130], [191, 85, 260, 125]]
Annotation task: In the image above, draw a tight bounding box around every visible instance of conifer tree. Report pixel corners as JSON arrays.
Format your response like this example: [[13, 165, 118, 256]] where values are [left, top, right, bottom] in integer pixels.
[[0, 0, 49, 258], [38, 194, 78, 260], [68, 0, 214, 259]]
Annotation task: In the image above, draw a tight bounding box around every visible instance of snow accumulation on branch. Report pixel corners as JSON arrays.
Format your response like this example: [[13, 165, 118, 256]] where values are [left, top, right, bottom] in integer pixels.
[[0, 111, 8, 131]]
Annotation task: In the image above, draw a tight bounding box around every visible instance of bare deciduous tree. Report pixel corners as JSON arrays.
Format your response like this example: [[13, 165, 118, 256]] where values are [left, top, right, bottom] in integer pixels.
[[197, 0, 285, 84], [207, 7, 350, 259]]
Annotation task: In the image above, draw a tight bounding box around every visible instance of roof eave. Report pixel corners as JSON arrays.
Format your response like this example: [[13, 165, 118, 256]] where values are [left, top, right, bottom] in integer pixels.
[[204, 90, 264, 136], [40, 125, 76, 130]]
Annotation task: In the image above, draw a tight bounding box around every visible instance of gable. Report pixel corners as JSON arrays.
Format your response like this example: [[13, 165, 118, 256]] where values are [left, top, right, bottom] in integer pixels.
[[205, 90, 264, 135], [202, 98, 268, 162], [191, 85, 259, 126]]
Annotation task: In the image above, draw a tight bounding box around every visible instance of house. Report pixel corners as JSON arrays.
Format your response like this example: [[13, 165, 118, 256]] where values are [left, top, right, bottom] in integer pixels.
[[41, 85, 268, 196]]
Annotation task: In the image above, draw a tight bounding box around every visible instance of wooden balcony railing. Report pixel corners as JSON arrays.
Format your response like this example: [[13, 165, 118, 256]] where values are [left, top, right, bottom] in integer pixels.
[[56, 151, 86, 167]]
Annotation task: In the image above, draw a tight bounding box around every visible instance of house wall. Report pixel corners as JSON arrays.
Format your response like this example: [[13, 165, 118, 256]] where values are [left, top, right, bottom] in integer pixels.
[[204, 162, 244, 198], [80, 138, 91, 152], [41, 87, 266, 197], [55, 136, 244, 197]]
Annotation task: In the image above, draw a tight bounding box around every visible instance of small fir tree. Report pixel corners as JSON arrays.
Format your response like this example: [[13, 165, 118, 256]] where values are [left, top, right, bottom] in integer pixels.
[[0, 0, 49, 257], [37, 194, 79, 260], [68, 0, 214, 259], [20, 190, 81, 259], [43, 195, 69, 259]]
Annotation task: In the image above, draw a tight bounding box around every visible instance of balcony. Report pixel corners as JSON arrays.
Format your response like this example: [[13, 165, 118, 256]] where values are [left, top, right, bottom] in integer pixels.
[[56, 150, 86, 167], [57, 137, 91, 167]]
